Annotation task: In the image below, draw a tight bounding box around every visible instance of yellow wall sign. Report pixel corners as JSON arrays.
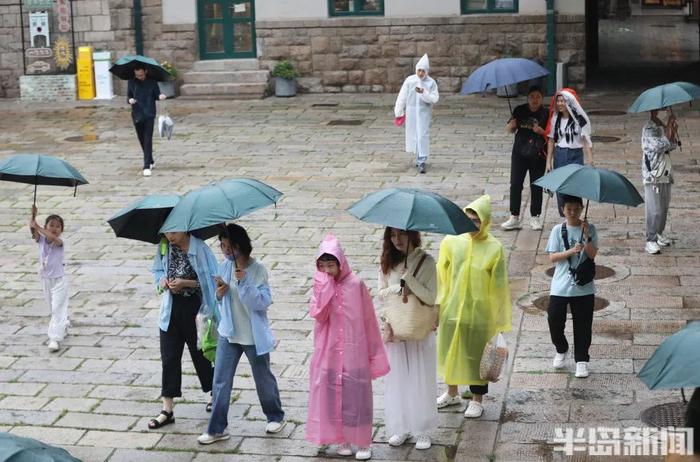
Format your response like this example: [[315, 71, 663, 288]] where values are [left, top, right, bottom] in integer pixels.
[[77, 46, 95, 99]]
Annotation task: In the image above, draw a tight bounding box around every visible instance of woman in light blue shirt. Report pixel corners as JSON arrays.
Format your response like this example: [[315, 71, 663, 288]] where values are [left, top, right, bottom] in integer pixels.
[[198, 224, 285, 445]]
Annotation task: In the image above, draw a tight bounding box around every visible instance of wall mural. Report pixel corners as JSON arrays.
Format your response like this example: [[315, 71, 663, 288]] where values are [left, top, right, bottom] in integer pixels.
[[22, 0, 76, 75]]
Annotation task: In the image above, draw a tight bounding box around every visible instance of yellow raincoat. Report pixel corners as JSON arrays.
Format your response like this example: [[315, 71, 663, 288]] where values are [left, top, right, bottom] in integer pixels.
[[436, 195, 512, 385]]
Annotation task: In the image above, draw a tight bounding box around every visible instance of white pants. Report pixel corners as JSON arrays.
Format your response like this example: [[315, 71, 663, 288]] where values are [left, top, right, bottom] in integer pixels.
[[42, 276, 69, 342]]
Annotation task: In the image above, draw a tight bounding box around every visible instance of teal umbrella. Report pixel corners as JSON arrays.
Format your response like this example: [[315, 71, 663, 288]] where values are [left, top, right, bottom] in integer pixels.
[[159, 178, 283, 235], [628, 82, 700, 113], [347, 188, 477, 235], [638, 321, 700, 389], [0, 154, 88, 206], [109, 55, 172, 82], [0, 432, 81, 461]]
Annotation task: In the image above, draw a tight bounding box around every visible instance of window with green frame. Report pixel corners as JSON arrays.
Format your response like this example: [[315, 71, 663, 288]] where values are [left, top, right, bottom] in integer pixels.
[[462, 0, 518, 14], [329, 0, 384, 16]]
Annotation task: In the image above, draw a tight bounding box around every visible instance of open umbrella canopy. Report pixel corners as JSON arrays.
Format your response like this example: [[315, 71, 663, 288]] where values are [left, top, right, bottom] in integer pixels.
[[534, 164, 643, 207], [628, 82, 700, 113], [0, 432, 81, 461], [460, 58, 549, 95], [109, 55, 172, 82], [638, 321, 700, 389], [347, 188, 478, 235], [159, 178, 283, 235], [0, 154, 88, 205]]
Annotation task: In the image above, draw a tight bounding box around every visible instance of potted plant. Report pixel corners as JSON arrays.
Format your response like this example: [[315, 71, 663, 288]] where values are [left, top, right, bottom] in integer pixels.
[[271, 60, 299, 97], [159, 61, 179, 98]]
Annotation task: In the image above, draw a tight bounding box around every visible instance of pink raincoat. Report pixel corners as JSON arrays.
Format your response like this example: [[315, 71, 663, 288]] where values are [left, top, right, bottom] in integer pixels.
[[306, 234, 390, 447]]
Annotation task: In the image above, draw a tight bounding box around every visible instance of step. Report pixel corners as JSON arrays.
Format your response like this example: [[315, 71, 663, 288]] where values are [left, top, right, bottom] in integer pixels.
[[192, 59, 260, 72], [179, 82, 268, 98], [181, 70, 269, 85]]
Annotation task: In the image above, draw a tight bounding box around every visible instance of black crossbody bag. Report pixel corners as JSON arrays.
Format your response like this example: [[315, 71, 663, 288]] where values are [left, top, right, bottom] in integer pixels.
[[561, 223, 596, 286]]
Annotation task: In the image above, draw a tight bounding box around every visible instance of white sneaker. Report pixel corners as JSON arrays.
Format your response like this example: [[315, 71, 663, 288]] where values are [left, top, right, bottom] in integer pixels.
[[142, 168, 152, 177], [575, 362, 589, 378], [464, 400, 484, 418], [197, 432, 230, 445], [645, 241, 661, 254], [265, 420, 286, 433], [501, 215, 522, 230], [415, 435, 432, 450], [436, 391, 462, 409], [388, 433, 410, 446], [336, 443, 353, 456], [552, 352, 567, 369], [529, 216, 543, 231], [48, 341, 59, 352], [657, 233, 671, 246], [355, 447, 372, 460]]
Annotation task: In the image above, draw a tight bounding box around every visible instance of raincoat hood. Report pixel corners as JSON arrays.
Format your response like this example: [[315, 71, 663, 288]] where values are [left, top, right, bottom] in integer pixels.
[[316, 234, 352, 281], [464, 194, 491, 240], [416, 54, 429, 74]]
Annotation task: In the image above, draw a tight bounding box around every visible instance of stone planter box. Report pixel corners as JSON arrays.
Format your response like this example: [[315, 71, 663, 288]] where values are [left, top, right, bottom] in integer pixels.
[[158, 80, 178, 98], [274, 77, 296, 97]]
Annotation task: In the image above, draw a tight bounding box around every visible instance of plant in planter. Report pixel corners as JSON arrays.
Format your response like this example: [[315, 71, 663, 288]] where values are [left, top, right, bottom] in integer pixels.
[[271, 60, 299, 97], [159, 61, 179, 98]]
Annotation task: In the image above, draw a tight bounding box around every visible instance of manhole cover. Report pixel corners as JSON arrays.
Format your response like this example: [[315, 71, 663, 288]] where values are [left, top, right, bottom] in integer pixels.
[[591, 135, 621, 143], [532, 295, 610, 312], [545, 265, 616, 280], [312, 103, 338, 107], [640, 402, 686, 428], [588, 110, 626, 116], [327, 119, 363, 126], [65, 134, 99, 142]]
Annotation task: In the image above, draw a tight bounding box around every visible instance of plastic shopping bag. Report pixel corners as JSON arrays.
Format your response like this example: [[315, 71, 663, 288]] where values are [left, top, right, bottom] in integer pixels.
[[479, 333, 509, 382]]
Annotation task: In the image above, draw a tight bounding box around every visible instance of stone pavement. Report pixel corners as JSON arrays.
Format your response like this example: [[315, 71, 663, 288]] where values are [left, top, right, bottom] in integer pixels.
[[0, 91, 698, 462]]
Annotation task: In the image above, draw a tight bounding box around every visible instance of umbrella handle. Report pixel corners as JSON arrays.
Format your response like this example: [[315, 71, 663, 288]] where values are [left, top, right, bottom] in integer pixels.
[[504, 85, 513, 115]]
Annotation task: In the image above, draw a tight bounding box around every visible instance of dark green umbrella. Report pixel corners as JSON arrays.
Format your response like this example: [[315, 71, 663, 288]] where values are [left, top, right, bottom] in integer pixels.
[[0, 154, 88, 206], [638, 321, 700, 389], [534, 164, 643, 217], [159, 178, 283, 235], [347, 188, 477, 235], [109, 55, 172, 82], [108, 194, 222, 244], [628, 82, 700, 113], [0, 432, 81, 461]]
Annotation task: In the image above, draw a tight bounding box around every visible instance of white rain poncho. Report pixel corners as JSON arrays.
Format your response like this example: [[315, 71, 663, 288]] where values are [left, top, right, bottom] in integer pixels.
[[394, 54, 439, 159]]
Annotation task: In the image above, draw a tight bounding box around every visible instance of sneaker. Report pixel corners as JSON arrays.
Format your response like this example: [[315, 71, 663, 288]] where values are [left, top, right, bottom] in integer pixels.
[[415, 435, 432, 450], [355, 447, 372, 460], [265, 420, 286, 434], [501, 215, 522, 230], [656, 233, 671, 246], [388, 433, 411, 446], [436, 391, 462, 409], [337, 443, 353, 456], [197, 432, 230, 445], [150, 162, 155, 170], [48, 340, 59, 352], [645, 241, 661, 254], [575, 362, 589, 378], [142, 168, 152, 177], [552, 352, 567, 369], [418, 163, 426, 174], [464, 400, 484, 418], [529, 216, 543, 231]]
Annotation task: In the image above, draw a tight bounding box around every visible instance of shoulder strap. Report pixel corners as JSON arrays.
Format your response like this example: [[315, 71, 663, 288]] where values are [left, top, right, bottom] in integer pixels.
[[413, 253, 428, 277], [561, 223, 570, 250]]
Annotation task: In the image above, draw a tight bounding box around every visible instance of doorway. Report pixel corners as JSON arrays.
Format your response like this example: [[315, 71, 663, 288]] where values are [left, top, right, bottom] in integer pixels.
[[197, 0, 256, 59]]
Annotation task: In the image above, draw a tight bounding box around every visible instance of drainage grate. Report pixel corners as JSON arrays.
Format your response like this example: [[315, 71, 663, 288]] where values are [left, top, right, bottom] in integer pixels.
[[312, 103, 339, 107], [640, 402, 686, 428], [65, 134, 99, 142], [327, 119, 363, 126], [545, 265, 616, 280], [532, 295, 610, 312], [588, 110, 627, 116], [591, 135, 621, 143]]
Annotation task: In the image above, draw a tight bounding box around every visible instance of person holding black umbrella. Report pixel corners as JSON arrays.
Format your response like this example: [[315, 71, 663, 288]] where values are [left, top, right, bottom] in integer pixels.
[[128, 64, 166, 177]]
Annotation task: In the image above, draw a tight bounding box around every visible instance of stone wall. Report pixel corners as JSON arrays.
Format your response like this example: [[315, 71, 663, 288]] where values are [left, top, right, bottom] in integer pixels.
[[256, 15, 586, 94], [19, 73, 76, 100]]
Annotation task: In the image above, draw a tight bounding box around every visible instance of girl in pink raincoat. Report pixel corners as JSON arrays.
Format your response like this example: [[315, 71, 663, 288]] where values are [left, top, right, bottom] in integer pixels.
[[306, 234, 390, 461]]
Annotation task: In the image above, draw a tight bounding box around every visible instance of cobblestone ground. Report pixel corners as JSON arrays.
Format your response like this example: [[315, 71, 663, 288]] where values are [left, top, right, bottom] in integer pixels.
[[0, 92, 698, 462]]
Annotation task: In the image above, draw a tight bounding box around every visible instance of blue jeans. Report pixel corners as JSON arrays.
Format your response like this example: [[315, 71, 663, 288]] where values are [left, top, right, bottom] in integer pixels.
[[207, 337, 284, 434], [554, 146, 584, 216]]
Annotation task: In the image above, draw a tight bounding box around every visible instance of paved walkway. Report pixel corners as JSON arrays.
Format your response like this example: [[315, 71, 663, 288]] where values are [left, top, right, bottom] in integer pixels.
[[0, 92, 698, 461]]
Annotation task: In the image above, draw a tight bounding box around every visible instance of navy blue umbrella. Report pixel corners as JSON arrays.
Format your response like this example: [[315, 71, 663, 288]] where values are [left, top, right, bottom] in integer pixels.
[[461, 58, 549, 113]]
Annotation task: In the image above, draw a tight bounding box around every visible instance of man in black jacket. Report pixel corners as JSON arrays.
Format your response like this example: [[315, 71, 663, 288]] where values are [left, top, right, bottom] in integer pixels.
[[128, 65, 166, 177]]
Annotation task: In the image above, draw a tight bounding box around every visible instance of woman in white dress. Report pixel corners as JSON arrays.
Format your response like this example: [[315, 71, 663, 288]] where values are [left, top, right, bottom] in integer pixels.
[[378, 227, 438, 451]]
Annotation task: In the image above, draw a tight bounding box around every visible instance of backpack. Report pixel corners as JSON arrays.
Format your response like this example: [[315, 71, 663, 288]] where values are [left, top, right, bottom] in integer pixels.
[[561, 223, 596, 286]]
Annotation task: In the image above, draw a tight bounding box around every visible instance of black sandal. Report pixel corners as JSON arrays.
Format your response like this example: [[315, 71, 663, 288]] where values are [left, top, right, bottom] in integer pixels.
[[148, 410, 175, 429]]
